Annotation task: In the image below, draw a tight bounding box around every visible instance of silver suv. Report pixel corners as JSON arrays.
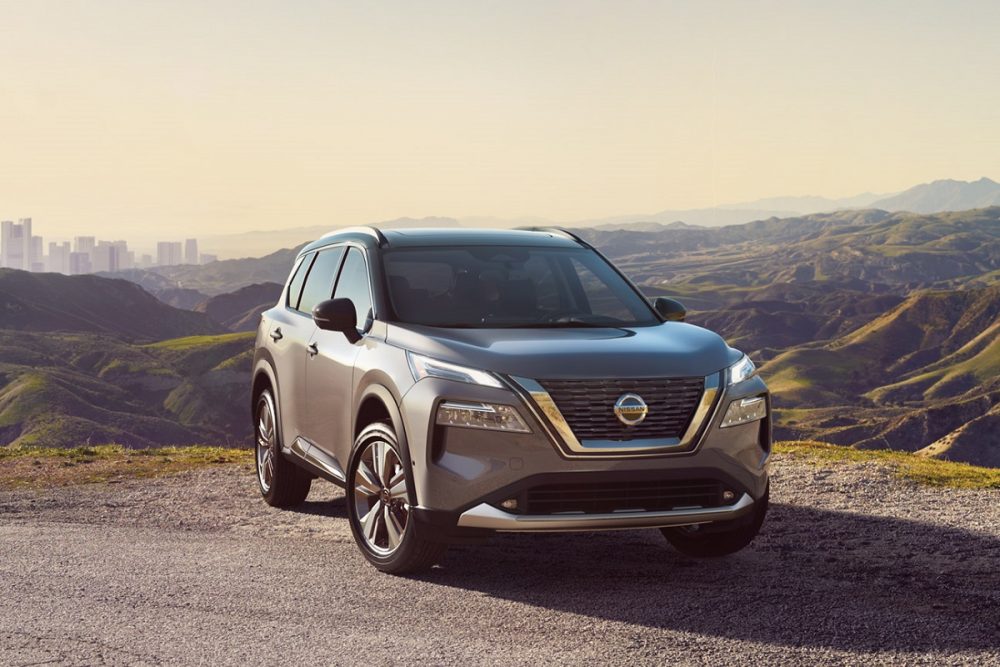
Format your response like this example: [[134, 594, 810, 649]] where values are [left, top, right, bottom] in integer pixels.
[[252, 227, 770, 573]]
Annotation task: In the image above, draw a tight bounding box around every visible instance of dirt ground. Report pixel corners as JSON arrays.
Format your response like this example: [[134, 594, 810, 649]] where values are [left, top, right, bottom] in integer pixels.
[[1, 454, 998, 665]]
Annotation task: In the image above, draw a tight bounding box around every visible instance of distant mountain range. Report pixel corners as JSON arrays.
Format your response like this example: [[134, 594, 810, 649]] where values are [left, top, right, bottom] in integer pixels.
[[577, 206, 1000, 466], [191, 177, 1000, 259], [587, 177, 1000, 230], [868, 177, 1000, 213], [2, 204, 998, 465], [199, 217, 461, 260]]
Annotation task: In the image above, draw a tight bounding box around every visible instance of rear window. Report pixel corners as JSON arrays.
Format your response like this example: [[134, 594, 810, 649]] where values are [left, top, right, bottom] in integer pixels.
[[285, 253, 313, 310]]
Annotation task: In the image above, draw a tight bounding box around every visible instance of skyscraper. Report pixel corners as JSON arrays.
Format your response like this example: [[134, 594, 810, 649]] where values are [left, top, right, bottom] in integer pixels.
[[112, 240, 132, 270], [156, 241, 183, 266], [30, 235, 44, 272], [48, 242, 71, 274], [74, 236, 96, 254], [69, 252, 92, 275], [1, 218, 32, 270], [184, 238, 199, 265], [0, 221, 12, 269]]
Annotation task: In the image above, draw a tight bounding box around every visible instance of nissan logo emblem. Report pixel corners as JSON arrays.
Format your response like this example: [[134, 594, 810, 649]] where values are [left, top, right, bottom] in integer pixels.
[[614, 393, 648, 426]]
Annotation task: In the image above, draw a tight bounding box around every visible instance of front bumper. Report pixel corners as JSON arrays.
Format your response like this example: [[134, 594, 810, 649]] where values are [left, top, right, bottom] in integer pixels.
[[399, 372, 771, 534], [457, 492, 754, 532]]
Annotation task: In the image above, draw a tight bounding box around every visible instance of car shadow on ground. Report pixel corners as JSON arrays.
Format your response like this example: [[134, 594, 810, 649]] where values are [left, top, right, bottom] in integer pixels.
[[292, 496, 348, 519], [418, 502, 1000, 653]]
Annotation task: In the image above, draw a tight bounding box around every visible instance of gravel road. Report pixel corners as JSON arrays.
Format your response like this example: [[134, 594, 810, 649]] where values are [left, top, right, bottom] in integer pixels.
[[1, 456, 998, 666]]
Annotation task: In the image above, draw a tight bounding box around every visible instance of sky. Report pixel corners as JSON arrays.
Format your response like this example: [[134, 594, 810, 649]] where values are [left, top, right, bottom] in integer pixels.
[[2, 0, 1000, 241]]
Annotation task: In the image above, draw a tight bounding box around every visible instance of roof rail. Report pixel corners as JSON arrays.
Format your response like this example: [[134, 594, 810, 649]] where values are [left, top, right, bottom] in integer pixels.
[[320, 226, 387, 246], [515, 226, 590, 247]]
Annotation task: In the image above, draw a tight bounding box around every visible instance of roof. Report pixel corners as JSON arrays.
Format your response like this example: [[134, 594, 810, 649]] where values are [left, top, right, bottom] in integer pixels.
[[300, 226, 584, 255], [380, 228, 582, 248]]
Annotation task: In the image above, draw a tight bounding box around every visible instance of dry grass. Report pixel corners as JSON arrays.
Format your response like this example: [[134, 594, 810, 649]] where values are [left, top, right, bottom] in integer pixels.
[[775, 440, 1000, 489], [0, 445, 252, 490], [3, 441, 996, 492]]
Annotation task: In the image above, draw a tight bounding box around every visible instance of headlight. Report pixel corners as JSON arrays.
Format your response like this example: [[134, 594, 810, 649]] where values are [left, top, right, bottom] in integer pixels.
[[406, 351, 503, 389], [726, 354, 756, 386], [436, 401, 531, 433], [721, 396, 767, 427]]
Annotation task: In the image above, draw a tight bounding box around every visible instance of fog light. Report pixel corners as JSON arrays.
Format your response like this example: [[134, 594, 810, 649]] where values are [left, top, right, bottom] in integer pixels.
[[436, 401, 531, 433], [722, 490, 736, 502], [720, 396, 767, 428], [500, 498, 518, 511]]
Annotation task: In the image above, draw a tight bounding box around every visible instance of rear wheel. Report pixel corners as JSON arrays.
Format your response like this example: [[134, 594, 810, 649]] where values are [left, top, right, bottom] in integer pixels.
[[255, 389, 311, 508], [661, 485, 768, 557], [347, 422, 446, 574]]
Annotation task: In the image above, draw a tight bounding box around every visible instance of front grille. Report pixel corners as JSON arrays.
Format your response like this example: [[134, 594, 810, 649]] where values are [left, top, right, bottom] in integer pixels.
[[539, 377, 705, 441], [523, 478, 725, 515]]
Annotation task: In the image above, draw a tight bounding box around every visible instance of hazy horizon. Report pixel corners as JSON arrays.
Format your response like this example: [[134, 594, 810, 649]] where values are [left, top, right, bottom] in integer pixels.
[[3, 0, 1000, 239]]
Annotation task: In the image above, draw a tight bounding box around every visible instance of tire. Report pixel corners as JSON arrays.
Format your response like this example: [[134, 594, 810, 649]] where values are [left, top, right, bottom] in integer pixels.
[[347, 422, 446, 574], [661, 485, 768, 557], [255, 389, 311, 508]]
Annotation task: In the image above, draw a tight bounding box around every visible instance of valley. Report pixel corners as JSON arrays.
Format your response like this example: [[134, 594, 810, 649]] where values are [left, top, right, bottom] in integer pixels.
[[1, 207, 997, 466]]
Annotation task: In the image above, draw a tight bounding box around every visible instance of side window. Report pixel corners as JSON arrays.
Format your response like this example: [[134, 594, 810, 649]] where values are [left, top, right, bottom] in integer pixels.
[[333, 247, 374, 330], [285, 253, 314, 310], [297, 247, 346, 314]]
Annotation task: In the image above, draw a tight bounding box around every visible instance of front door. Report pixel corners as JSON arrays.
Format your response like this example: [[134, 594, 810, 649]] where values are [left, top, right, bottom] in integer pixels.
[[288, 245, 346, 443], [304, 246, 374, 467]]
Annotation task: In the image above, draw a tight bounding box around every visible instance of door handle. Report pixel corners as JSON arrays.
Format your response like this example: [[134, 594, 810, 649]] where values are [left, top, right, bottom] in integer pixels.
[[307, 342, 319, 357], [270, 327, 283, 342]]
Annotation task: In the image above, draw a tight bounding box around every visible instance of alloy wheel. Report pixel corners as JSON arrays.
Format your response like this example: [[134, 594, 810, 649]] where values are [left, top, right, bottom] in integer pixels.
[[352, 439, 409, 555], [256, 395, 276, 493]]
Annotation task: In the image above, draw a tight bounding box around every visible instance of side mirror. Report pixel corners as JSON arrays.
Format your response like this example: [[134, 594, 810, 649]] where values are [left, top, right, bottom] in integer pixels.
[[651, 296, 686, 322], [313, 298, 361, 343]]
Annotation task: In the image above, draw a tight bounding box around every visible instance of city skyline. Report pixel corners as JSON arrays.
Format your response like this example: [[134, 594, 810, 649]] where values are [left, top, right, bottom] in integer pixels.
[[2, 2, 1000, 239], [0, 216, 215, 274]]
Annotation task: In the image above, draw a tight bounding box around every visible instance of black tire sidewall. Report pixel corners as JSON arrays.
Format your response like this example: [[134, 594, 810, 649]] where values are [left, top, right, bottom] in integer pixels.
[[662, 484, 769, 557], [346, 422, 424, 570], [254, 391, 278, 503], [254, 388, 311, 507]]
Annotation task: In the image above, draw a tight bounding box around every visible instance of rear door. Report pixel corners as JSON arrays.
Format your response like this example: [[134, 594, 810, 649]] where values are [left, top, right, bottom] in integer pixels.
[[304, 246, 374, 465], [266, 252, 315, 449]]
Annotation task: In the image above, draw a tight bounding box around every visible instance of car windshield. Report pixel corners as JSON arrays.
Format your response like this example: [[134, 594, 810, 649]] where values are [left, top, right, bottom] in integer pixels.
[[383, 245, 659, 328]]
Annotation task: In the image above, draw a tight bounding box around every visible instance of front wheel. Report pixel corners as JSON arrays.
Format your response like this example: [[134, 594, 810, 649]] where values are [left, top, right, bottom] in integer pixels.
[[661, 485, 768, 557], [347, 422, 446, 574]]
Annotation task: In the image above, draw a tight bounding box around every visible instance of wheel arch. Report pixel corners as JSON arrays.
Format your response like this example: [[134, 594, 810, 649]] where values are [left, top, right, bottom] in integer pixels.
[[251, 353, 286, 453], [352, 381, 418, 506], [251, 354, 279, 415]]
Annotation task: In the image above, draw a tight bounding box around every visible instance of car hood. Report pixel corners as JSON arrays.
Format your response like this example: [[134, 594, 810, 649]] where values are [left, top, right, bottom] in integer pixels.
[[386, 322, 739, 380]]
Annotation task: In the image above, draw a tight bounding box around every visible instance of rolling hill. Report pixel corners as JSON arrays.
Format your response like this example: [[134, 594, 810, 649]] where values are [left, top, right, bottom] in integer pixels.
[[0, 330, 253, 449], [3, 207, 998, 466], [0, 269, 224, 341], [193, 282, 282, 332], [761, 286, 1000, 466], [141, 245, 301, 296], [580, 207, 1000, 291]]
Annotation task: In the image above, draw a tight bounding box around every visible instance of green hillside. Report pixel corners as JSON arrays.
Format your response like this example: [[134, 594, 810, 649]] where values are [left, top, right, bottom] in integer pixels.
[[0, 331, 253, 450], [2, 207, 997, 466]]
